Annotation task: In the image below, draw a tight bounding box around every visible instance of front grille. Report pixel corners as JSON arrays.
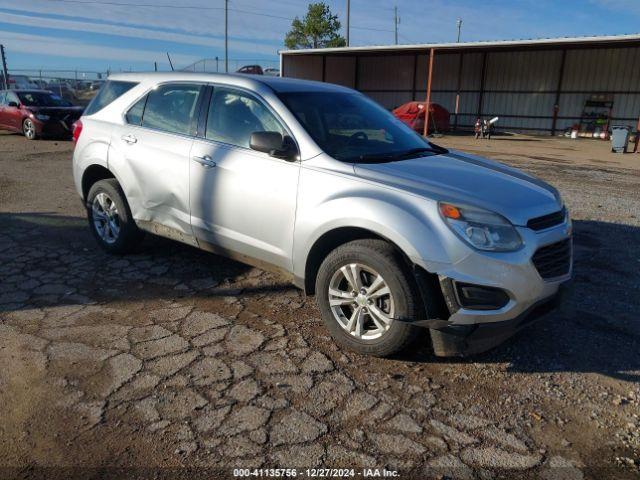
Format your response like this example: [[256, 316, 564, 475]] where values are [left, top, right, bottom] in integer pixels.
[[527, 207, 566, 231], [532, 238, 572, 280]]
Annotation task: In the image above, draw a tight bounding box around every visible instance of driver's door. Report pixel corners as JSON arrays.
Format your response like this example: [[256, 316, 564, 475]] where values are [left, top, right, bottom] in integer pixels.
[[189, 85, 300, 271]]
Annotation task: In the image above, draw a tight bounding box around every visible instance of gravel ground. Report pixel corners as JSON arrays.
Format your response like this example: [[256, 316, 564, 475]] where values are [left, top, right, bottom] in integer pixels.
[[0, 131, 639, 480]]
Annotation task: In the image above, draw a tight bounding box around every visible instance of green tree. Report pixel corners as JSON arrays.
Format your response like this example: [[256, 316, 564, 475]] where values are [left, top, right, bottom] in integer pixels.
[[285, 2, 346, 49]]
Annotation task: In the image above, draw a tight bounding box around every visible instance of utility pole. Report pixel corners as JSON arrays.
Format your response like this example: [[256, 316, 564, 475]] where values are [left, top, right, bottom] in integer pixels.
[[224, 0, 229, 73], [394, 6, 399, 45], [0, 45, 8, 90], [346, 0, 350, 46], [456, 18, 463, 43]]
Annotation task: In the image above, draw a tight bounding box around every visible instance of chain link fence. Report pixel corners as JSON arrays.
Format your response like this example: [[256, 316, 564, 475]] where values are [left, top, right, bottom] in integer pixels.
[[5, 69, 109, 105], [5, 59, 280, 106], [182, 58, 279, 74]]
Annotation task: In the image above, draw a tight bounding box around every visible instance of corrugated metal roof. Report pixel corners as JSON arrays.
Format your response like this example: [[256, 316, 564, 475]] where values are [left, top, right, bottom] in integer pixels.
[[280, 33, 640, 55]]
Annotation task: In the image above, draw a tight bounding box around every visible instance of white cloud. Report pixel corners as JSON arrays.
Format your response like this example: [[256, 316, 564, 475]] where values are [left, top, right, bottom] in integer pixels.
[[0, 29, 201, 65], [0, 10, 279, 55]]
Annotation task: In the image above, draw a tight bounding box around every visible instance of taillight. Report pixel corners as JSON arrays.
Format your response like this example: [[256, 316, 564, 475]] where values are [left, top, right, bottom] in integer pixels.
[[72, 120, 83, 144]]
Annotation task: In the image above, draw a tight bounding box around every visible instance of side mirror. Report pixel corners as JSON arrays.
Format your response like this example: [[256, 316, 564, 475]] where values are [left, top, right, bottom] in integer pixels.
[[250, 131, 297, 161], [7, 101, 18, 108]]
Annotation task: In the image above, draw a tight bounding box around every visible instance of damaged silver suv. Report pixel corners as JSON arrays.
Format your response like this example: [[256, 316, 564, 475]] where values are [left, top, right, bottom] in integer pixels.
[[72, 73, 572, 357]]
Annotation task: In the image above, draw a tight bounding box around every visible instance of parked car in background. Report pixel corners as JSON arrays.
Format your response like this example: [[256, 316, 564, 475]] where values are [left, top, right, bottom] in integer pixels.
[[0, 89, 83, 140], [236, 65, 263, 75], [264, 68, 280, 76], [72, 73, 572, 358], [4, 75, 38, 89], [47, 82, 74, 97], [393, 101, 450, 134], [90, 80, 104, 91], [32, 79, 49, 89]]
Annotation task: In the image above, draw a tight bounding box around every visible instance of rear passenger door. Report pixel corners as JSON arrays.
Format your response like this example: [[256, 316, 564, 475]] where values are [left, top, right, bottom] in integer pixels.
[[109, 82, 204, 243], [189, 85, 300, 271]]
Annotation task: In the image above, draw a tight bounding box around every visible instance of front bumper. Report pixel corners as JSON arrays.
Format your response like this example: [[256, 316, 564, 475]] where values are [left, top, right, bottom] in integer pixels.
[[429, 287, 564, 357], [411, 219, 572, 356]]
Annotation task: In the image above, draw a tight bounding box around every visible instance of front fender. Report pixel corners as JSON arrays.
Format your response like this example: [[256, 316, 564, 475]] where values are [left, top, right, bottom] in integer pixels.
[[293, 165, 460, 280]]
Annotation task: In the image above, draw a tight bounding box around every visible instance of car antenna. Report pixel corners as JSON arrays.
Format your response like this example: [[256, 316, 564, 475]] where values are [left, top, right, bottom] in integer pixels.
[[166, 52, 174, 71]]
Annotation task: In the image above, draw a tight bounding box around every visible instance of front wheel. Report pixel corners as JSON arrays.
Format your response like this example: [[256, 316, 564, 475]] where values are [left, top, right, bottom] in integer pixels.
[[86, 178, 144, 254], [315, 239, 423, 357], [23, 118, 37, 140]]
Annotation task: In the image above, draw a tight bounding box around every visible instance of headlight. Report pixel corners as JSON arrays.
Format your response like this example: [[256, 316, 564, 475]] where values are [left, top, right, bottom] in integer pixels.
[[439, 202, 523, 252], [35, 114, 50, 121]]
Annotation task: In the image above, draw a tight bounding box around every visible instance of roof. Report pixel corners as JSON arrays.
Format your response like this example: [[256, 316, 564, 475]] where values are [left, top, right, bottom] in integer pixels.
[[280, 33, 640, 56], [107, 71, 353, 93]]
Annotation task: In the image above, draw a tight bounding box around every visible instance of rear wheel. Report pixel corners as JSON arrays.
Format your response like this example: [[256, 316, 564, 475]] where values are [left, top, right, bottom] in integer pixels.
[[315, 239, 423, 357], [23, 118, 36, 140], [86, 179, 144, 254]]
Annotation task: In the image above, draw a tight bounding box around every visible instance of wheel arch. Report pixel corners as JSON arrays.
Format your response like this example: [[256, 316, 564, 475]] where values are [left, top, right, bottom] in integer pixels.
[[81, 164, 116, 202], [302, 226, 417, 295]]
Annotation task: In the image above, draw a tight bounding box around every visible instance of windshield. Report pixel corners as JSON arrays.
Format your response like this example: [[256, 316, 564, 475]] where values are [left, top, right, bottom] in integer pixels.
[[277, 91, 447, 162], [17, 92, 72, 107]]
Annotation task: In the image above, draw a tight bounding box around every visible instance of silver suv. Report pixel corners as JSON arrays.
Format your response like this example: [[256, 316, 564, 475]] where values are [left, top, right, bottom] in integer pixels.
[[72, 73, 572, 357]]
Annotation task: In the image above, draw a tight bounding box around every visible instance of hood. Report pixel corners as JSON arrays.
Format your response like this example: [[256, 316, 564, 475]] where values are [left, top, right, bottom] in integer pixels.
[[27, 106, 83, 114], [354, 150, 562, 226]]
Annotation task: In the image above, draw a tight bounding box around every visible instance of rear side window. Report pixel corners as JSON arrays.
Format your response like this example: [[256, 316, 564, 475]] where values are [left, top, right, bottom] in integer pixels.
[[125, 96, 147, 125], [141, 83, 202, 136], [84, 80, 137, 116]]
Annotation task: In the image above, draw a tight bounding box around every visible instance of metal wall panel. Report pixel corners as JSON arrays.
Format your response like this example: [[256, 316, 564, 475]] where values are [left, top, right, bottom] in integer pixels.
[[283, 44, 640, 134], [460, 53, 484, 90], [415, 53, 461, 91], [282, 55, 322, 81], [563, 47, 640, 91], [484, 50, 562, 92], [325, 56, 356, 87], [358, 55, 414, 90], [365, 91, 414, 110]]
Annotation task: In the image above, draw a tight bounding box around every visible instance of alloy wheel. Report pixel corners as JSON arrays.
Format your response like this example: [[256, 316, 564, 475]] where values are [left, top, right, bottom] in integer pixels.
[[92, 192, 120, 244], [328, 263, 395, 340], [23, 119, 36, 140]]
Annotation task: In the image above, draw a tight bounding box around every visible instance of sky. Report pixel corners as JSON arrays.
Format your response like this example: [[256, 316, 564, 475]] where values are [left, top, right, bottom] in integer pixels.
[[1, 0, 640, 75]]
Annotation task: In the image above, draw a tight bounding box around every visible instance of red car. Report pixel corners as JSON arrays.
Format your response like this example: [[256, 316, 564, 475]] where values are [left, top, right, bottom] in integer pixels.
[[0, 89, 83, 140], [392, 101, 450, 134], [236, 65, 264, 75]]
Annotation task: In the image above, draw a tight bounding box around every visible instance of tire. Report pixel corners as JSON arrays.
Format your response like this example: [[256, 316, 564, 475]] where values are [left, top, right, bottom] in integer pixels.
[[86, 178, 144, 254], [23, 118, 37, 140], [315, 239, 424, 357]]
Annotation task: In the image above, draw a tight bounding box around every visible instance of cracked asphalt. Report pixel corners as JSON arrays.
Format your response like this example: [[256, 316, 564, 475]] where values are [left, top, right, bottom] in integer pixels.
[[0, 131, 639, 479]]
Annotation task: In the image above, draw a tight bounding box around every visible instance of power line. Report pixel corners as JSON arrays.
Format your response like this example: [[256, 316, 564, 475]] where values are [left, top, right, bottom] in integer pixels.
[[41, 0, 394, 33]]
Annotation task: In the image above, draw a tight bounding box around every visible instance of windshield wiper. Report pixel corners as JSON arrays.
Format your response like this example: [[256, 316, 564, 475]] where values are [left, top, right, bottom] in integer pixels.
[[393, 147, 437, 159]]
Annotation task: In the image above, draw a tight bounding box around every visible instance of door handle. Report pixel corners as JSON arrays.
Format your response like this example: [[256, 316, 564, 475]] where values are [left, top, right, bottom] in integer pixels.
[[121, 134, 137, 144], [192, 154, 217, 168]]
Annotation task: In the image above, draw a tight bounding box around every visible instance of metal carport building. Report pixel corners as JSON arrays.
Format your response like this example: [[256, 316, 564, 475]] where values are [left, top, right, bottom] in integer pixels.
[[279, 34, 640, 135]]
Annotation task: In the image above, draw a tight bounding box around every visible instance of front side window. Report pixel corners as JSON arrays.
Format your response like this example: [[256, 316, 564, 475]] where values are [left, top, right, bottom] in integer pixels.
[[277, 91, 446, 162], [84, 80, 137, 116], [205, 87, 285, 149], [142, 83, 202, 136], [0, 92, 6, 105]]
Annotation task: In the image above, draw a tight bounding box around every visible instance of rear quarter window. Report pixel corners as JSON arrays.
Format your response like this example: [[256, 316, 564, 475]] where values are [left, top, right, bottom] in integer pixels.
[[84, 80, 137, 116]]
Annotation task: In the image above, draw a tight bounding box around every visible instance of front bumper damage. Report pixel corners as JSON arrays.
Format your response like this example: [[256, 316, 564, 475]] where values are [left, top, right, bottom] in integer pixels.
[[428, 288, 564, 357], [408, 265, 569, 357]]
